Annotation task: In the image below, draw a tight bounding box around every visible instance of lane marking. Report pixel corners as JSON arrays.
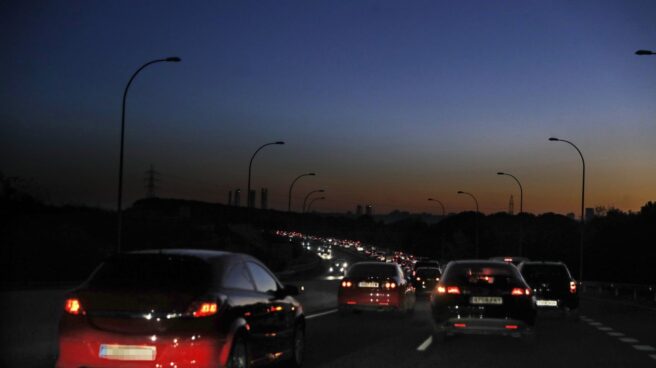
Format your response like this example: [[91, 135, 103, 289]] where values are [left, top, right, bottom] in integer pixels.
[[417, 336, 433, 351], [607, 332, 625, 337], [619, 337, 639, 343], [650, 354, 656, 360], [597, 327, 613, 331], [633, 345, 656, 352], [588, 322, 603, 326], [306, 309, 338, 320]]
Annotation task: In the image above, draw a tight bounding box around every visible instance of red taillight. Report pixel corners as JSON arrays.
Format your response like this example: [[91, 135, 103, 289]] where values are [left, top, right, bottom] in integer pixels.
[[64, 298, 84, 315], [511, 287, 531, 296], [505, 324, 519, 330], [569, 281, 577, 294], [454, 323, 467, 328], [341, 280, 353, 288], [446, 286, 461, 294], [384, 282, 397, 289], [191, 302, 218, 317]]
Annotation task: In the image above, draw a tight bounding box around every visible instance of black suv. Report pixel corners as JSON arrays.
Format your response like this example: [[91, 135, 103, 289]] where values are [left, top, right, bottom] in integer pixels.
[[518, 261, 579, 318]]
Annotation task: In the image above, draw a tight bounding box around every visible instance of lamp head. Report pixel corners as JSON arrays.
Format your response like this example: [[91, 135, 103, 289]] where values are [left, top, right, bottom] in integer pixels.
[[165, 57, 181, 62], [548, 137, 559, 141], [275, 141, 285, 145], [635, 50, 654, 55]]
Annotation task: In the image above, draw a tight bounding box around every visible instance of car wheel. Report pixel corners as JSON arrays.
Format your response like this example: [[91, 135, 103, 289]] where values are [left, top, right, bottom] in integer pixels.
[[290, 324, 305, 367], [227, 335, 248, 368]]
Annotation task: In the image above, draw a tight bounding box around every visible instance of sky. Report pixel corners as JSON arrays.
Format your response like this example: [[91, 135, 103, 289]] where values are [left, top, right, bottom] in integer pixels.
[[1, 0, 655, 215]]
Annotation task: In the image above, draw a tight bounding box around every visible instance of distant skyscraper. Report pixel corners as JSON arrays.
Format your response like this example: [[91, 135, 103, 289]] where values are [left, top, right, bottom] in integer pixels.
[[356, 205, 363, 216], [248, 190, 256, 209], [260, 188, 268, 209], [365, 204, 373, 216], [228, 190, 233, 206]]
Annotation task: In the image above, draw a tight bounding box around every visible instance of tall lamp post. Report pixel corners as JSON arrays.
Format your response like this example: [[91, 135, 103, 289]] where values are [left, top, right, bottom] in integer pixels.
[[302, 189, 325, 213], [428, 198, 447, 259], [288, 172, 315, 212], [247, 141, 285, 208], [549, 137, 585, 282], [306, 196, 326, 212], [117, 56, 181, 253], [497, 172, 524, 255], [457, 190, 480, 258]]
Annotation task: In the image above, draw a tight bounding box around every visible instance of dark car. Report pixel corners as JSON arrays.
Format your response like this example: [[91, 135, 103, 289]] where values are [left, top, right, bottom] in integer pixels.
[[56, 249, 305, 368], [412, 267, 442, 296], [338, 262, 416, 314], [327, 258, 349, 277], [518, 261, 579, 317], [412, 260, 441, 276], [430, 260, 537, 342]]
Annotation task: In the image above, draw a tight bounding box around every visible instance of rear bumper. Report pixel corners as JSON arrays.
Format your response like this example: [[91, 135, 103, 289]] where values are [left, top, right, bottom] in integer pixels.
[[56, 332, 226, 368], [434, 317, 532, 336], [338, 290, 402, 310]]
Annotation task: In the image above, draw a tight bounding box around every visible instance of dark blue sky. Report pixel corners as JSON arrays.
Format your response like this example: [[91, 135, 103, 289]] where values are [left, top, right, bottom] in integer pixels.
[[2, 0, 655, 214]]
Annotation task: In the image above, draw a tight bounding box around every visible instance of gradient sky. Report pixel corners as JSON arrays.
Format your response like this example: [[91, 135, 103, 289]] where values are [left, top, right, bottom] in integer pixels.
[[2, 0, 655, 215]]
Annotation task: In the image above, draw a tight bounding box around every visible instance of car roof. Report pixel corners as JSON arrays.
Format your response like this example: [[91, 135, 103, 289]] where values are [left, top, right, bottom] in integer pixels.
[[520, 261, 566, 266]]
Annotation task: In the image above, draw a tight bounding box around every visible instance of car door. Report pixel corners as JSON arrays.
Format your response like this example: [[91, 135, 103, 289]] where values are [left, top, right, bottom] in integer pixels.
[[245, 261, 294, 358]]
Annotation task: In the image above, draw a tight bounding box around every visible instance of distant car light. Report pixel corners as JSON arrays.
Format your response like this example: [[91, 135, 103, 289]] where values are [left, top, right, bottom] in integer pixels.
[[64, 298, 84, 315]]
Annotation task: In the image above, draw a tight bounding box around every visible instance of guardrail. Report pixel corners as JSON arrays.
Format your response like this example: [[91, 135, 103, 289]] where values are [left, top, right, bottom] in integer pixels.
[[582, 281, 656, 303]]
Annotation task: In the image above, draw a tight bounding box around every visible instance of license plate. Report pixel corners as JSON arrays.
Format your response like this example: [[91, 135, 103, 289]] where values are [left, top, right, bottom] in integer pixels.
[[99, 344, 156, 361], [536, 300, 558, 307], [470, 296, 503, 305], [358, 281, 379, 288]]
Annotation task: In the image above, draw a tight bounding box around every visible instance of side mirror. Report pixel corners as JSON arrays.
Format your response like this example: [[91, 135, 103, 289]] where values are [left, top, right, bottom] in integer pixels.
[[278, 284, 300, 297]]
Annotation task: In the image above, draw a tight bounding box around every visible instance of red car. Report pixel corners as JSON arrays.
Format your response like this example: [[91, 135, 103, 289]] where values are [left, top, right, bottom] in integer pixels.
[[56, 249, 305, 368], [338, 262, 415, 314]]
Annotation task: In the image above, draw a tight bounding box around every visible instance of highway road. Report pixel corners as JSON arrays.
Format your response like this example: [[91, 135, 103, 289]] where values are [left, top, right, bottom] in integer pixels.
[[1, 246, 654, 367]]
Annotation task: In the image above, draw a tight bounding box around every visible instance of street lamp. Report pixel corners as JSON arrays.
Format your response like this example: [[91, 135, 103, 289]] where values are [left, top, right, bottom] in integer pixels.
[[288, 172, 315, 212], [497, 172, 524, 255], [247, 141, 285, 208], [302, 189, 325, 213], [635, 49, 655, 55], [306, 196, 326, 212], [117, 56, 181, 253], [549, 137, 585, 282], [427, 198, 446, 216], [457, 190, 480, 258]]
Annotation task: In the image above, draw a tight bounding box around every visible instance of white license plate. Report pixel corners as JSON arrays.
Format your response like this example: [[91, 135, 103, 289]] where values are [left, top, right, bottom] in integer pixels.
[[536, 300, 558, 307], [358, 281, 379, 288], [99, 344, 156, 361], [470, 296, 503, 305]]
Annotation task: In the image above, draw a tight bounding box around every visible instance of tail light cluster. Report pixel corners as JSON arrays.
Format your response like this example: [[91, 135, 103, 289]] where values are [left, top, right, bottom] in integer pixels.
[[341, 280, 353, 288], [436, 286, 461, 294], [569, 281, 577, 294], [511, 287, 531, 296], [188, 301, 219, 318], [64, 298, 84, 315], [383, 282, 397, 289]]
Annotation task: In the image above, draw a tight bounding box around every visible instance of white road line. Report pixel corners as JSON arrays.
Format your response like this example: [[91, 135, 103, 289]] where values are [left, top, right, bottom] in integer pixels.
[[649, 354, 656, 360], [417, 336, 433, 351], [588, 322, 603, 326], [597, 327, 613, 331], [306, 309, 338, 320], [633, 345, 656, 352], [619, 337, 639, 343], [607, 332, 625, 337]]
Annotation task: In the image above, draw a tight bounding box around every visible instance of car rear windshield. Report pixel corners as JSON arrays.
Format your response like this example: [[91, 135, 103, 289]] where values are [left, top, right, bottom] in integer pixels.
[[442, 263, 521, 287], [347, 264, 397, 278], [521, 264, 570, 282], [87, 254, 212, 291], [416, 268, 441, 277], [415, 261, 439, 269]]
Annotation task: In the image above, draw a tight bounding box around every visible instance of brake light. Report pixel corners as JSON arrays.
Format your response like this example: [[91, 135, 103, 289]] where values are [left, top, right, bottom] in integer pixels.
[[437, 286, 446, 294], [569, 281, 577, 294], [447, 286, 461, 294], [341, 280, 353, 288], [384, 282, 397, 289], [64, 298, 84, 315], [505, 324, 519, 330], [511, 288, 530, 296], [454, 323, 467, 328], [191, 302, 218, 317]]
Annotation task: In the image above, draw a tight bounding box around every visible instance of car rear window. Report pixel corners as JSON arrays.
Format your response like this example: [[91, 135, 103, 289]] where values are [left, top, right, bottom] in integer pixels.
[[442, 263, 521, 287], [521, 264, 570, 282], [87, 254, 212, 291], [416, 268, 441, 277], [415, 261, 439, 269], [347, 264, 397, 278]]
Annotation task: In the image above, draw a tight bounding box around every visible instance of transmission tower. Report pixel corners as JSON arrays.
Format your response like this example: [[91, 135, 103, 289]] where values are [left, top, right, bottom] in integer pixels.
[[144, 164, 161, 198]]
